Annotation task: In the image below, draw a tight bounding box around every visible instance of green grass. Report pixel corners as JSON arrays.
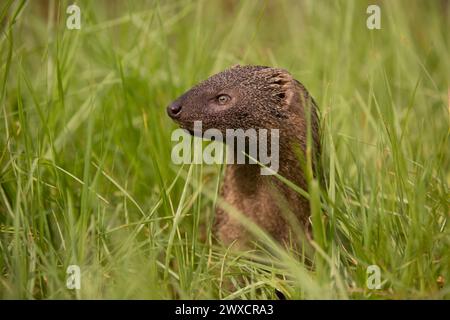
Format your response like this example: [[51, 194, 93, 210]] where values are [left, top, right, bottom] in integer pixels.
[[0, 0, 449, 299]]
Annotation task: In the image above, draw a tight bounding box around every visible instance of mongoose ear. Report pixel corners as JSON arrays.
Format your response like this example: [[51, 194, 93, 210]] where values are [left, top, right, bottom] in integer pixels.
[[230, 64, 241, 69], [284, 81, 297, 108], [263, 69, 297, 108]]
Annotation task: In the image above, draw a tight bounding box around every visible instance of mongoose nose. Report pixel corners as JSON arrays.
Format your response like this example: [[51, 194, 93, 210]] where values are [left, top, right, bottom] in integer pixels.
[[167, 101, 182, 118]]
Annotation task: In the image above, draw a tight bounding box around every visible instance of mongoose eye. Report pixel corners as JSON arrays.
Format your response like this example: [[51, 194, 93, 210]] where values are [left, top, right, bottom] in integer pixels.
[[216, 94, 231, 105]]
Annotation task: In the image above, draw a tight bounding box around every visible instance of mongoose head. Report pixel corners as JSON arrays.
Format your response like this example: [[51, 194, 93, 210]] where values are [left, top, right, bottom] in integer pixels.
[[167, 65, 311, 135]]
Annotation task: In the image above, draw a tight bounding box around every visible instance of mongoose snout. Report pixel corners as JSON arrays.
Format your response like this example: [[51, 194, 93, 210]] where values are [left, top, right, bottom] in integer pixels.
[[167, 65, 320, 249], [167, 100, 183, 118]]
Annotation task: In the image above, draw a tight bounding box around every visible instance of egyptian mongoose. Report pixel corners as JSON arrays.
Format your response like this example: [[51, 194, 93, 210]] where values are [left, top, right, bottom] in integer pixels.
[[167, 65, 320, 248]]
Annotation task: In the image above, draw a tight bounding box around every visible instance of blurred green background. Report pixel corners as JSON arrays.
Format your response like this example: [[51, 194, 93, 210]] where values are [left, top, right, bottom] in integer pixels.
[[0, 0, 449, 299]]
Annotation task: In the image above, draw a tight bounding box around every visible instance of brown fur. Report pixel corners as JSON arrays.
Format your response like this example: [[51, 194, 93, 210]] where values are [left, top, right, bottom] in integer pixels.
[[167, 65, 320, 249]]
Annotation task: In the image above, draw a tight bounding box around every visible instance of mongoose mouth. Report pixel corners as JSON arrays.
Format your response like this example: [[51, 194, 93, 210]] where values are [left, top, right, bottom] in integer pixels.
[[185, 127, 195, 136], [180, 123, 202, 138]]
